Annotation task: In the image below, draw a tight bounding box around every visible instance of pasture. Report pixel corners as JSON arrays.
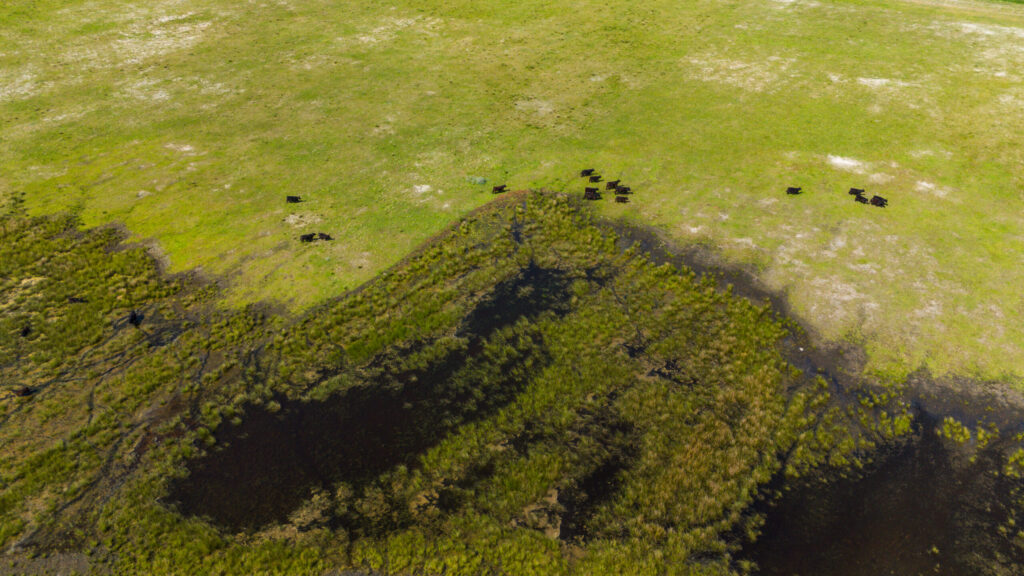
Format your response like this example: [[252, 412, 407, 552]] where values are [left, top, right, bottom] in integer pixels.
[[2, 0, 1023, 382]]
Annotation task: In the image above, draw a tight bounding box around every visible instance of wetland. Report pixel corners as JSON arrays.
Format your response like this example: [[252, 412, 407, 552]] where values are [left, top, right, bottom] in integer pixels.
[[1, 192, 1022, 575]]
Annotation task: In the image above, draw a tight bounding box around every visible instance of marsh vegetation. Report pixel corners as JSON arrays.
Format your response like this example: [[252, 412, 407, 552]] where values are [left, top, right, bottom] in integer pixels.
[[2, 191, 1022, 574]]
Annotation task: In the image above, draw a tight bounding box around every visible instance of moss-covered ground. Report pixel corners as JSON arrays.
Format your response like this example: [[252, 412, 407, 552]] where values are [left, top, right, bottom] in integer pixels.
[[2, 0, 1023, 381]]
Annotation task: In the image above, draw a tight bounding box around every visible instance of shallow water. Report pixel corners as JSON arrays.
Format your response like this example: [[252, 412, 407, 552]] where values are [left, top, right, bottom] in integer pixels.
[[743, 411, 1024, 576]]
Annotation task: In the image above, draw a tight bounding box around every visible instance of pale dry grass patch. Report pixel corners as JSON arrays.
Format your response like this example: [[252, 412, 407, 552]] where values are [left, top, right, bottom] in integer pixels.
[[116, 20, 212, 65], [856, 77, 914, 89], [804, 274, 880, 336], [344, 15, 445, 47], [164, 143, 200, 155], [53, 2, 214, 70], [684, 53, 797, 93], [121, 78, 171, 102], [283, 213, 322, 228], [826, 155, 869, 174], [767, 0, 823, 8], [924, 18, 1024, 70], [0, 69, 50, 103], [914, 180, 950, 199]]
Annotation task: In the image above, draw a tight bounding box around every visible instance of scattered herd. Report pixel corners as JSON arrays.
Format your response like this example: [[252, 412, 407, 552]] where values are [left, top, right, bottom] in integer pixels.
[[787, 186, 888, 208], [287, 180, 887, 248], [285, 195, 335, 243], [579, 168, 634, 203], [286, 168, 640, 246], [300, 232, 333, 242], [488, 169, 636, 204]]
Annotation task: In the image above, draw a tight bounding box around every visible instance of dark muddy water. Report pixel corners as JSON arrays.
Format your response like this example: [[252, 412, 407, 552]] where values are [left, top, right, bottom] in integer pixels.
[[743, 411, 1024, 576]]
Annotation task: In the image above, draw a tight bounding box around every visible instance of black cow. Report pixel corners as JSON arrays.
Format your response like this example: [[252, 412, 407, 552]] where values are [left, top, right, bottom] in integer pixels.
[[68, 296, 87, 304], [615, 195, 630, 203], [606, 180, 621, 190], [870, 195, 888, 207], [580, 168, 596, 177], [300, 233, 316, 242], [20, 325, 30, 338], [589, 175, 602, 183], [786, 187, 802, 195], [583, 187, 601, 200], [849, 187, 865, 196], [12, 386, 34, 398], [854, 195, 869, 204], [615, 186, 631, 194], [317, 232, 333, 241], [286, 195, 302, 203], [492, 184, 508, 194], [128, 310, 142, 327]]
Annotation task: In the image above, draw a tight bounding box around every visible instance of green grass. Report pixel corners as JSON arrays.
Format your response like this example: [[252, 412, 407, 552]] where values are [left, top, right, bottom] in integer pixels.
[[2, 0, 1023, 381]]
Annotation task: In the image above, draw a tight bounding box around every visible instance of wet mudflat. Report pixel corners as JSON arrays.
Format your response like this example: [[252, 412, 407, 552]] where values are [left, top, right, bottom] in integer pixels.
[[744, 411, 1024, 576]]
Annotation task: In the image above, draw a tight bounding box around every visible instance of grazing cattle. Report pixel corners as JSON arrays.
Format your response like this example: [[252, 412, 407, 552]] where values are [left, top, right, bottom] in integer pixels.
[[20, 325, 30, 338], [492, 184, 508, 194], [589, 175, 602, 183], [317, 232, 333, 241], [12, 386, 34, 397], [854, 195, 869, 204], [786, 187, 802, 195], [849, 187, 865, 196], [300, 233, 316, 242], [606, 180, 621, 190], [615, 195, 629, 203], [580, 168, 595, 177], [128, 310, 142, 327], [68, 296, 87, 304], [870, 195, 888, 207], [583, 187, 601, 200], [286, 195, 302, 203], [615, 186, 631, 194]]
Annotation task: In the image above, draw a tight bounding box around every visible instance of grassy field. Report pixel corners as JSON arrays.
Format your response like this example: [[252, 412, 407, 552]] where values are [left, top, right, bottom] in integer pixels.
[[2, 0, 1023, 381]]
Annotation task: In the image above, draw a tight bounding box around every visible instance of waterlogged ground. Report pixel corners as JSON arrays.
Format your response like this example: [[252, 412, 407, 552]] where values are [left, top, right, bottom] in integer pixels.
[[746, 410, 1024, 576], [2, 0, 1023, 381], [2, 193, 1023, 575]]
